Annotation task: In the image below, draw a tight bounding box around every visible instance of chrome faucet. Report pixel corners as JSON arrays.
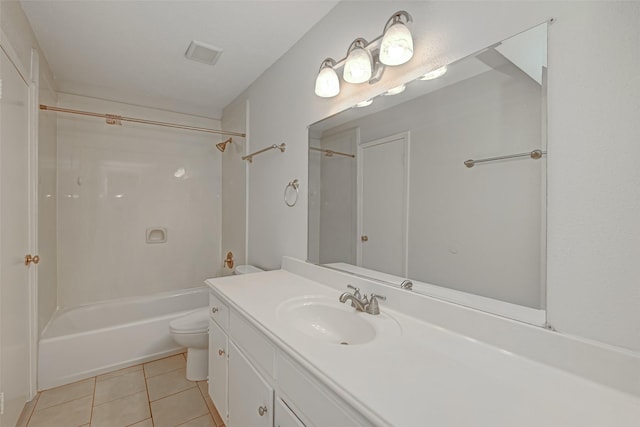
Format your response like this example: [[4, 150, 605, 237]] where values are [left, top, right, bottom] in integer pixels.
[[339, 292, 368, 312], [339, 285, 386, 315]]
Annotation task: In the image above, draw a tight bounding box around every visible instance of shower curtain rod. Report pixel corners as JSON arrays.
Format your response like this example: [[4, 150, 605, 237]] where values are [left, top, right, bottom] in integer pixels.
[[39, 105, 246, 138]]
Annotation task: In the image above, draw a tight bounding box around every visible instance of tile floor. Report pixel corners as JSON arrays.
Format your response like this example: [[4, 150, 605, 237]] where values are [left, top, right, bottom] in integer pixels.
[[21, 354, 225, 427]]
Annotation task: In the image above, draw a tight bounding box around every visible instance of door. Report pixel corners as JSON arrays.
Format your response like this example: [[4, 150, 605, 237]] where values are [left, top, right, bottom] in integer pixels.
[[209, 319, 228, 422], [0, 46, 32, 425], [228, 342, 273, 427], [357, 133, 409, 277]]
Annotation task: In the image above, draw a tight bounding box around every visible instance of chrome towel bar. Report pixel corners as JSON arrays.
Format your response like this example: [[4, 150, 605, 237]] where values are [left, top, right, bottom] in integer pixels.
[[464, 149, 547, 168]]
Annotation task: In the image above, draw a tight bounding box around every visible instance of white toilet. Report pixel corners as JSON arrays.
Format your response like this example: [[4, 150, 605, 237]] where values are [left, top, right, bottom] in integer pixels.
[[169, 265, 263, 381]]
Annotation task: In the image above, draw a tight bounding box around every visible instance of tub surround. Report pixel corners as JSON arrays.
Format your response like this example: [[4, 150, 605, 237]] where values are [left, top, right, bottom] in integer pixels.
[[206, 257, 640, 426]]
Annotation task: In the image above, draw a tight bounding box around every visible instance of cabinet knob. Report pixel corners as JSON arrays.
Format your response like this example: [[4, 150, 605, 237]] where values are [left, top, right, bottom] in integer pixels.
[[258, 405, 268, 416], [211, 307, 219, 314], [218, 349, 225, 356]]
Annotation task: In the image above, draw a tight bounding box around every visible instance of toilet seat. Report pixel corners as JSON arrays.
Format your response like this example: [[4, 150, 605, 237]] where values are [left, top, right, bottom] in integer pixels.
[[169, 308, 209, 334]]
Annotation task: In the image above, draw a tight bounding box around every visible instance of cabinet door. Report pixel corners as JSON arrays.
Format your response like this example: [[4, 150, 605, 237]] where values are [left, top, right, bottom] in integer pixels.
[[228, 342, 274, 427], [209, 319, 228, 421], [275, 399, 306, 427]]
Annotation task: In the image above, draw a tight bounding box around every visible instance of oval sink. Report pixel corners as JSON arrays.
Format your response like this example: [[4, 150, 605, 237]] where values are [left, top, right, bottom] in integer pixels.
[[278, 298, 376, 345]]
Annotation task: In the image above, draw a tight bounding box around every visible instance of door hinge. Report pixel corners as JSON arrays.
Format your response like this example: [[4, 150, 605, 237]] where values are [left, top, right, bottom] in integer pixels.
[[1, 391, 5, 415], [0, 78, 3, 100]]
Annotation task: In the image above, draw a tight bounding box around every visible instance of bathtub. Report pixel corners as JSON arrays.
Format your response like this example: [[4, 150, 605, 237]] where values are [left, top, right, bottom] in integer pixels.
[[38, 287, 209, 390]]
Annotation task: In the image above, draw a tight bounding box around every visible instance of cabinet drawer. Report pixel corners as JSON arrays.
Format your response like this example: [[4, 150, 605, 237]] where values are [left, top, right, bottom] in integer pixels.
[[229, 310, 275, 378], [209, 293, 229, 330], [277, 356, 366, 427]]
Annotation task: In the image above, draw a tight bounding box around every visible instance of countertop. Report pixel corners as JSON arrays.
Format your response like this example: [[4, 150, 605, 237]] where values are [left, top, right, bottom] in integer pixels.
[[206, 268, 640, 427]]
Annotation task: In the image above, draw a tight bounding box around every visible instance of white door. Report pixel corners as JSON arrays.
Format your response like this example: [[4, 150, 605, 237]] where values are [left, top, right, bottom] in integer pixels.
[[357, 133, 409, 277], [0, 47, 32, 426]]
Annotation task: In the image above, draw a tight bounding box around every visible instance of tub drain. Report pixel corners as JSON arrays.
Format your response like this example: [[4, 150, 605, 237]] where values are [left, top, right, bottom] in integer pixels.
[[340, 341, 349, 345]]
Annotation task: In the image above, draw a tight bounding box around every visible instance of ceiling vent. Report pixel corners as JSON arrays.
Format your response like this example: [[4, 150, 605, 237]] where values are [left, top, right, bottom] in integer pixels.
[[185, 40, 223, 66]]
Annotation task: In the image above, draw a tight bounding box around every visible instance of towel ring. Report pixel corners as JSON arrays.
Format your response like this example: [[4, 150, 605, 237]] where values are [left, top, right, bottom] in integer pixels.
[[284, 179, 299, 207]]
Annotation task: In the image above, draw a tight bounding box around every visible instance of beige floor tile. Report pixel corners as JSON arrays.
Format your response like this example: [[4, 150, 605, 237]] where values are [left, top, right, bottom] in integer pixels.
[[35, 378, 95, 411], [151, 387, 208, 427], [97, 364, 143, 382], [94, 369, 147, 405], [91, 390, 150, 427], [144, 354, 186, 378], [196, 381, 209, 399], [27, 395, 92, 427], [178, 414, 215, 427], [147, 367, 196, 401], [196, 381, 225, 427], [128, 418, 154, 427]]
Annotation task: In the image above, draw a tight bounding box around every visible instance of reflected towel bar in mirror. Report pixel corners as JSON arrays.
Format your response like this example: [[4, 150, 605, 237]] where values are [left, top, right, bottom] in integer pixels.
[[464, 149, 547, 168], [309, 146, 355, 158]]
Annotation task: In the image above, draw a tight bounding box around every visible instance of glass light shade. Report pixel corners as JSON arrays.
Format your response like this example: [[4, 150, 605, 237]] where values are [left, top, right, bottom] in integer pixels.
[[379, 21, 414, 66], [343, 47, 373, 84], [384, 84, 406, 96], [315, 65, 340, 97]]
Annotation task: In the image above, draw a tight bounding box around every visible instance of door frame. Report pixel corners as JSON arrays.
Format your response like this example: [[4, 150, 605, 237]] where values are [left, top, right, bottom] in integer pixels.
[[356, 131, 410, 275], [0, 30, 40, 400]]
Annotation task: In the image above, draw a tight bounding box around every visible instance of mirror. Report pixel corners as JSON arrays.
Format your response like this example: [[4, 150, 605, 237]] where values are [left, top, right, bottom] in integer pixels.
[[308, 23, 548, 324]]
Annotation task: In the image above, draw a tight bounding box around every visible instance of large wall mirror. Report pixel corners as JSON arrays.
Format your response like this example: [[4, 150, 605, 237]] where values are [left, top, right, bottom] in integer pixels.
[[308, 23, 548, 325]]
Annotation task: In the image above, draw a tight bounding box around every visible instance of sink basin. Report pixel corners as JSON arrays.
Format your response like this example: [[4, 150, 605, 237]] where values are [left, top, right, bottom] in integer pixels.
[[278, 297, 376, 345]]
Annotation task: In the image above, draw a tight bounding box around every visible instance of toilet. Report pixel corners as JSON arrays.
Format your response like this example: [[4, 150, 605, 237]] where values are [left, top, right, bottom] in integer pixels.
[[169, 265, 264, 381]]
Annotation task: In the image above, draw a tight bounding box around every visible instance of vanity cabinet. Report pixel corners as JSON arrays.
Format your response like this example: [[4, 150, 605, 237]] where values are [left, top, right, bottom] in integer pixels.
[[208, 289, 373, 427], [208, 318, 228, 420], [228, 341, 274, 426]]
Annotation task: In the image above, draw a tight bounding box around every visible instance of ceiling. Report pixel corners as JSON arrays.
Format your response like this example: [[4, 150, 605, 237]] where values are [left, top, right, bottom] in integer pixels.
[[21, 1, 339, 118]]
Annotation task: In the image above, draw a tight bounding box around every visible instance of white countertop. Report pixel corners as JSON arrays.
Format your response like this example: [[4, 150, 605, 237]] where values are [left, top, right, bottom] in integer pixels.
[[206, 267, 640, 427]]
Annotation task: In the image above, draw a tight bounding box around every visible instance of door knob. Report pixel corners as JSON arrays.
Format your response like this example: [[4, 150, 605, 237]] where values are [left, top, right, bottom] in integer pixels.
[[25, 254, 40, 266], [361, 235, 369, 242], [218, 349, 225, 356], [258, 405, 268, 416]]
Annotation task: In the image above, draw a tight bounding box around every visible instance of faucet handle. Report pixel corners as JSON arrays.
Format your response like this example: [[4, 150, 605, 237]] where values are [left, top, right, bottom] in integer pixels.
[[366, 293, 386, 315], [347, 284, 361, 299]]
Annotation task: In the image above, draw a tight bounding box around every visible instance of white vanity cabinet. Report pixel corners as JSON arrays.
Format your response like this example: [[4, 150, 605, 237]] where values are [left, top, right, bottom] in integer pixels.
[[228, 341, 274, 426], [208, 318, 228, 420], [208, 288, 373, 427]]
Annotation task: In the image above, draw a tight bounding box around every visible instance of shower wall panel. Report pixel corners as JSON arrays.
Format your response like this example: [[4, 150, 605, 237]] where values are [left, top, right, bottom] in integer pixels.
[[56, 94, 222, 308]]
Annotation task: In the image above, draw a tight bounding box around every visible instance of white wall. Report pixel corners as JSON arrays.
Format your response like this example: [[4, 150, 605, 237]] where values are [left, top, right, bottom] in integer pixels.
[[56, 94, 222, 308], [220, 100, 248, 275], [225, 1, 640, 352]]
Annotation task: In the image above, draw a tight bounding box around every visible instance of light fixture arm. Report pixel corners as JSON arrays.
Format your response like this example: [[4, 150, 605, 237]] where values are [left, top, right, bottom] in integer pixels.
[[383, 10, 413, 33], [345, 38, 369, 56]]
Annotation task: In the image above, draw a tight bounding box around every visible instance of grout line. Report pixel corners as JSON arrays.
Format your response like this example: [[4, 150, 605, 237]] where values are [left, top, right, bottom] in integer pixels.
[[148, 383, 198, 403], [22, 392, 40, 427], [142, 362, 154, 427], [89, 375, 97, 425]]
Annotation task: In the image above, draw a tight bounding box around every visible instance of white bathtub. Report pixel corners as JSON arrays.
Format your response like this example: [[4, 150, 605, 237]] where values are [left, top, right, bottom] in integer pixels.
[[38, 287, 208, 390]]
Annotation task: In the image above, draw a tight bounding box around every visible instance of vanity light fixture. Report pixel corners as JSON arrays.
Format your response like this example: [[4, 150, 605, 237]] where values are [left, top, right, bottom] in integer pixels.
[[343, 38, 373, 84], [313, 10, 414, 98], [379, 11, 414, 66], [315, 59, 340, 98], [419, 65, 448, 80]]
